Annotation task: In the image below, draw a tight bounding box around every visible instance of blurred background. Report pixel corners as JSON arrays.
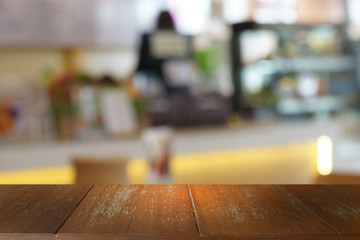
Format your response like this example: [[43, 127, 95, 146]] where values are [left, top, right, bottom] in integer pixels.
[[0, 0, 360, 184]]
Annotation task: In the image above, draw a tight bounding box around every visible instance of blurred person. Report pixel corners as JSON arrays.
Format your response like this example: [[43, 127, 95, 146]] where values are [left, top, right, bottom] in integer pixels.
[[136, 11, 193, 95]]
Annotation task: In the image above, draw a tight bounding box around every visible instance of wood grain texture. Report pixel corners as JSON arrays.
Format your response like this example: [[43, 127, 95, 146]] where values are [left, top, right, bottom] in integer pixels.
[[0, 235, 57, 240], [0, 185, 92, 233], [3, 185, 360, 239], [56, 235, 360, 240], [189, 185, 335, 236], [2, 235, 360, 240], [59, 185, 198, 235], [0, 235, 56, 240], [281, 185, 360, 234]]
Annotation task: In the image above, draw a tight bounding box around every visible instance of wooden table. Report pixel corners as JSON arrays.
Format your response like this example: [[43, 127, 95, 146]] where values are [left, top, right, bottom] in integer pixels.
[[1, 185, 360, 239]]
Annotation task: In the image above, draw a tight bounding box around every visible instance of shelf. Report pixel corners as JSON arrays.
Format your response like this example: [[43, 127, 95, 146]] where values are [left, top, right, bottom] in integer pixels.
[[277, 96, 347, 115], [243, 55, 355, 74]]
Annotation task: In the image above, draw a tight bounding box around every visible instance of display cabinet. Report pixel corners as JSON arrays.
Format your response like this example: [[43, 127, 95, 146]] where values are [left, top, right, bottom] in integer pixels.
[[231, 22, 359, 119]]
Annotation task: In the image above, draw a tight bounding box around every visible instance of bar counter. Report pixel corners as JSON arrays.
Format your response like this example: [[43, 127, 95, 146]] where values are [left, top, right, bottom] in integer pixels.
[[0, 185, 360, 239]]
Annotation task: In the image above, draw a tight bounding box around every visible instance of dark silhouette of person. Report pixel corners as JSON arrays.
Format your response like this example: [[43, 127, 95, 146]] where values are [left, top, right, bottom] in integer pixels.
[[136, 11, 192, 95]]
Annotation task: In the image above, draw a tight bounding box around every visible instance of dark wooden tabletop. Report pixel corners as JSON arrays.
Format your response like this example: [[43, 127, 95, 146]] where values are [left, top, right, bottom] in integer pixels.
[[0, 185, 360, 239]]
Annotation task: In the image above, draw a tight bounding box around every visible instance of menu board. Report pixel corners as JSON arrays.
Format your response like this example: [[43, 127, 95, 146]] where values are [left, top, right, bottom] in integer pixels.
[[0, 0, 138, 47]]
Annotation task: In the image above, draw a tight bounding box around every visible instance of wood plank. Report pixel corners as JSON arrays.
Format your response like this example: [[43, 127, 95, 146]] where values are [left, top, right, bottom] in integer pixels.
[[58, 235, 202, 240], [0, 235, 56, 240], [56, 234, 360, 240], [2, 235, 360, 240], [0, 185, 92, 233], [58, 185, 198, 235], [189, 185, 335, 236], [281, 185, 360, 234]]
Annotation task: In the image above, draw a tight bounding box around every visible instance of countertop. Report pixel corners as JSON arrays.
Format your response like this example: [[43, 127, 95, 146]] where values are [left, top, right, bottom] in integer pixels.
[[0, 120, 344, 171], [1, 185, 360, 239]]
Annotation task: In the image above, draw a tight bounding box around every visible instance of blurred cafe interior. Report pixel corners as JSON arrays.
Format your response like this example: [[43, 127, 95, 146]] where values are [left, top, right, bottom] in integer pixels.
[[0, 0, 360, 184]]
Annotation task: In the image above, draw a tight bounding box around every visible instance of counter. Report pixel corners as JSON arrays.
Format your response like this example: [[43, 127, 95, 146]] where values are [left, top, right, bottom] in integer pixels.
[[0, 120, 342, 170], [1, 185, 360, 239], [1, 119, 359, 184]]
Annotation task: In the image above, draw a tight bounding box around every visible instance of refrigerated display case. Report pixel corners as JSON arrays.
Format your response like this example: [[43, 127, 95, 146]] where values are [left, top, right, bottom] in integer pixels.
[[231, 22, 359, 120]]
